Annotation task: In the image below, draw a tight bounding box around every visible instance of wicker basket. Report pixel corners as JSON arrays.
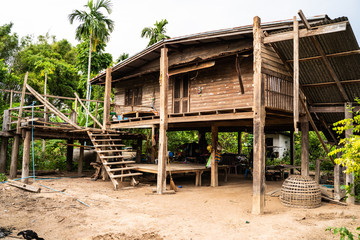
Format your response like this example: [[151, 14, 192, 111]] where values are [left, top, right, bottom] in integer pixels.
[[280, 175, 321, 208]]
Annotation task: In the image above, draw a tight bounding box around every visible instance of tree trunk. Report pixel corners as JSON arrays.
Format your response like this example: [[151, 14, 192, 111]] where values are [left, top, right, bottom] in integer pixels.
[[85, 36, 92, 128]]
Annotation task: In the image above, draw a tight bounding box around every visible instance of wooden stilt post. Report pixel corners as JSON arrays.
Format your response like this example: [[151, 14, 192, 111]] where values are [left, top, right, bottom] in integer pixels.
[[78, 140, 84, 176], [198, 129, 207, 154], [103, 67, 112, 130], [238, 131, 242, 155], [252, 16, 266, 215], [21, 131, 31, 184], [301, 116, 309, 176], [157, 47, 169, 194], [293, 16, 299, 133], [211, 125, 219, 187], [334, 150, 342, 200], [136, 138, 142, 163], [345, 102, 355, 204], [151, 125, 156, 164], [0, 137, 8, 173], [315, 159, 321, 183], [290, 130, 295, 174], [9, 135, 21, 179], [66, 139, 74, 171]]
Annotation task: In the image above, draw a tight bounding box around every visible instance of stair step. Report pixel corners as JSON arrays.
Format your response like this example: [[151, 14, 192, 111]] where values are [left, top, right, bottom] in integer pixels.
[[100, 155, 123, 159], [97, 150, 125, 153], [112, 173, 143, 178], [94, 144, 125, 147], [90, 133, 120, 137], [108, 167, 138, 172], [92, 139, 122, 142], [103, 161, 135, 165]]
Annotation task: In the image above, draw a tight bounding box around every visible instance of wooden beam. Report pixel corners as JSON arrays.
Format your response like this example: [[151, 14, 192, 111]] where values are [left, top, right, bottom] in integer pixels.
[[298, 10, 312, 30], [310, 36, 349, 101], [21, 131, 31, 184], [74, 92, 103, 129], [26, 84, 81, 129], [288, 50, 360, 63], [211, 125, 218, 187], [16, 72, 29, 134], [345, 102, 355, 204], [299, 96, 335, 164], [315, 159, 321, 183], [168, 61, 215, 76], [103, 67, 112, 130], [264, 22, 347, 43], [157, 47, 169, 194], [293, 16, 299, 133], [0, 137, 8, 173], [9, 135, 20, 179], [252, 16, 266, 215], [300, 116, 309, 176], [237, 131, 242, 155], [7, 179, 41, 193]]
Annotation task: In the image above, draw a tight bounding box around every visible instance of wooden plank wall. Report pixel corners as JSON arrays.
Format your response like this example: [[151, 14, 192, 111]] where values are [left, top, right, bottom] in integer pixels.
[[114, 55, 254, 114], [262, 44, 294, 112]]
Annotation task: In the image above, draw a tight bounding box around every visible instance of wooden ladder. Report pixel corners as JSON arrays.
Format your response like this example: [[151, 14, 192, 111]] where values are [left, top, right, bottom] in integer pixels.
[[87, 130, 142, 190]]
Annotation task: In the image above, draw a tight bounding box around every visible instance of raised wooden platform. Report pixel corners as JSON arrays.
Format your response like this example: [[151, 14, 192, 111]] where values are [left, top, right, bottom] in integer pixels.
[[130, 163, 229, 186]]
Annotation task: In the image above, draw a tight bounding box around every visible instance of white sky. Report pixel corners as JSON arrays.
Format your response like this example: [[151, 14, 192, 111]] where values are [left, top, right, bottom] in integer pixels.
[[0, 0, 359, 60]]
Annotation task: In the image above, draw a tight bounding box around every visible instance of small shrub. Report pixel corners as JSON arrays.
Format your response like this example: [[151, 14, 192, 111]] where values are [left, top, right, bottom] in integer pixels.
[[0, 173, 7, 182], [326, 226, 360, 240]]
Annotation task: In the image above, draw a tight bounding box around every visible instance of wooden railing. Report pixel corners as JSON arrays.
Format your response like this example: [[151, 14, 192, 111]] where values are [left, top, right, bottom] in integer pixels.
[[264, 73, 293, 112], [0, 88, 104, 131]]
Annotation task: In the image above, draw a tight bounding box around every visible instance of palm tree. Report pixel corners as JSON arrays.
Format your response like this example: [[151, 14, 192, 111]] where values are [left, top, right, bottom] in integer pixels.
[[141, 19, 170, 47], [116, 52, 129, 63], [68, 0, 114, 102]]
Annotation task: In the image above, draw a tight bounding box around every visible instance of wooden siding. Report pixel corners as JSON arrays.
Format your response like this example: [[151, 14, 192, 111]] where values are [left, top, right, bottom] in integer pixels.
[[262, 44, 294, 112], [113, 55, 254, 115]]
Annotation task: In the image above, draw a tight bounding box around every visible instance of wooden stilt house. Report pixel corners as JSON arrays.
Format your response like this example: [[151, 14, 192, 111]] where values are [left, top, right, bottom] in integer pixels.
[[94, 12, 360, 213]]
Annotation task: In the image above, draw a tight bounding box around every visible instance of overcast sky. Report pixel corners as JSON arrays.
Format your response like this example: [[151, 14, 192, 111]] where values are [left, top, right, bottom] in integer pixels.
[[1, 0, 359, 60]]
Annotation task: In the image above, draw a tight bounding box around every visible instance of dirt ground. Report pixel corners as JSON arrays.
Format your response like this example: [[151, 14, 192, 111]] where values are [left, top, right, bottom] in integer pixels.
[[0, 172, 359, 240]]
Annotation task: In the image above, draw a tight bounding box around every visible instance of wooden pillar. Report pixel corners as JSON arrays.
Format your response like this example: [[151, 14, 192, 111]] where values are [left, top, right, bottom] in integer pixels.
[[252, 16, 266, 215], [301, 116, 309, 176], [157, 47, 168, 194], [151, 125, 156, 164], [345, 102, 355, 204], [211, 125, 218, 187], [315, 159, 321, 184], [78, 140, 84, 176], [21, 131, 31, 184], [16, 72, 28, 134], [103, 67, 112, 130], [0, 138, 9, 173], [334, 150, 342, 200], [290, 130, 295, 174], [66, 139, 74, 171], [9, 135, 21, 179], [136, 138, 142, 163], [198, 129, 207, 154], [238, 131, 242, 155], [293, 16, 299, 133]]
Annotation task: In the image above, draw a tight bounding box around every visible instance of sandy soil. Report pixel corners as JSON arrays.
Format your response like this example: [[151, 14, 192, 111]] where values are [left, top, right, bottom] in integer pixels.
[[0, 173, 359, 240]]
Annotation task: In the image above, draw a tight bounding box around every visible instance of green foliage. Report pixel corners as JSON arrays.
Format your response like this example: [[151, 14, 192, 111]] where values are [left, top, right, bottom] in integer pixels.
[[0, 173, 7, 182], [68, 0, 115, 48], [326, 226, 360, 240], [13, 35, 79, 98], [329, 101, 360, 200], [32, 139, 67, 170], [0, 22, 19, 64], [141, 19, 170, 47], [167, 131, 198, 152], [116, 52, 129, 63]]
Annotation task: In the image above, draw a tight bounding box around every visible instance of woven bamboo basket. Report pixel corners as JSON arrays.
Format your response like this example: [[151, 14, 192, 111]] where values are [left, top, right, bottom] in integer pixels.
[[280, 175, 321, 208]]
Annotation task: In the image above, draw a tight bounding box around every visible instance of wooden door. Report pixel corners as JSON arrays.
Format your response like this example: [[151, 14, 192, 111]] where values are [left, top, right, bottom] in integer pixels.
[[173, 75, 189, 113]]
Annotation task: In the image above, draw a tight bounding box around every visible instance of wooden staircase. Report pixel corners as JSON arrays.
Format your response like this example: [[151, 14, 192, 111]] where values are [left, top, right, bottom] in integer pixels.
[[87, 130, 142, 190]]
